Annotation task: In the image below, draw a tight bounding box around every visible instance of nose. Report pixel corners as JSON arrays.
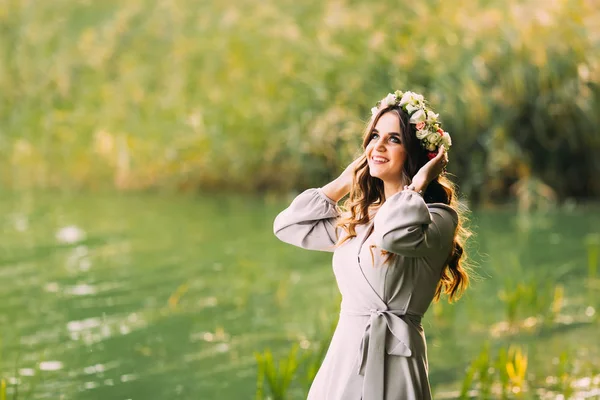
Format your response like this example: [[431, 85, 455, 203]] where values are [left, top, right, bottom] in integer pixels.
[[375, 137, 387, 151]]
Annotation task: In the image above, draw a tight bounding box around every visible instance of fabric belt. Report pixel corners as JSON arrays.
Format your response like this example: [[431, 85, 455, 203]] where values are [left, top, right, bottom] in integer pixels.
[[339, 308, 422, 400]]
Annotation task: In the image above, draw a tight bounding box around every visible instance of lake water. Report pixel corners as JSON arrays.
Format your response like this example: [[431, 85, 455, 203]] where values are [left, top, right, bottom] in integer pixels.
[[1, 191, 599, 399]]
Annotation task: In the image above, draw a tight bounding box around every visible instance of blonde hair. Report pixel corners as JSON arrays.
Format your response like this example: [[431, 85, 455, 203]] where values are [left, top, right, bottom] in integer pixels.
[[333, 106, 472, 302]]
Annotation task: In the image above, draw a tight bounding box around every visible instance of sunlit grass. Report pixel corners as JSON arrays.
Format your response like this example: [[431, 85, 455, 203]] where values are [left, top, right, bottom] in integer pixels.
[[254, 317, 337, 400], [0, 0, 598, 198], [459, 344, 529, 399], [586, 234, 600, 280]]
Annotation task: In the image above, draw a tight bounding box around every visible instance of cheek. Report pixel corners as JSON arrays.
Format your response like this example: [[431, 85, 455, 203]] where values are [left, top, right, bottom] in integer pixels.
[[392, 148, 406, 162]]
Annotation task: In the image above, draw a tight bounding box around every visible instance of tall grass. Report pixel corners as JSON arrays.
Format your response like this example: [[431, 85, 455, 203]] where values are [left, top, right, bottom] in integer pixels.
[[255, 317, 336, 399], [586, 234, 600, 280], [0, 340, 41, 400], [256, 339, 588, 399], [0, 0, 598, 198], [255, 344, 301, 400]]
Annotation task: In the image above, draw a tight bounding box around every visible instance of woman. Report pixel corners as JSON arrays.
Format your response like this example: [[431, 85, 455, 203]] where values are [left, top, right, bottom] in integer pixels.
[[273, 90, 471, 400]]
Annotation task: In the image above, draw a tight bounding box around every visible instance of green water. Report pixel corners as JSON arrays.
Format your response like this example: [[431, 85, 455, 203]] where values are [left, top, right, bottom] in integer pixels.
[[1, 191, 599, 399]]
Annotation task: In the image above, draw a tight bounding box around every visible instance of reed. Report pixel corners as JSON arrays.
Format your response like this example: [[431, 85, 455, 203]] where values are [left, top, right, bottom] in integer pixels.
[[254, 314, 337, 399], [461, 343, 529, 399], [504, 345, 528, 396], [586, 234, 600, 280], [460, 342, 492, 399], [0, 0, 598, 199], [254, 344, 301, 400]]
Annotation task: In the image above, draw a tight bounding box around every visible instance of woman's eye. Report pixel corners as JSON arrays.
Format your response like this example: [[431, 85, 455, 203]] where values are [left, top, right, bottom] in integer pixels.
[[370, 133, 401, 144]]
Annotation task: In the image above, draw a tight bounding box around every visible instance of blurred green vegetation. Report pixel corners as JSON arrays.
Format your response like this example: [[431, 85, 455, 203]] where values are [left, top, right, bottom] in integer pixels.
[[1, 0, 599, 201]]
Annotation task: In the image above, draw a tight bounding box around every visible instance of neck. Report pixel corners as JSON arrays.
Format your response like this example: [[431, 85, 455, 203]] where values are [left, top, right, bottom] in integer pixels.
[[383, 180, 405, 201]]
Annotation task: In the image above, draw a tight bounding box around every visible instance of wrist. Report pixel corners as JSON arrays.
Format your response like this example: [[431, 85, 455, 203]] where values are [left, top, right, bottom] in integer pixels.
[[403, 184, 424, 196], [322, 177, 350, 203], [409, 177, 429, 193]]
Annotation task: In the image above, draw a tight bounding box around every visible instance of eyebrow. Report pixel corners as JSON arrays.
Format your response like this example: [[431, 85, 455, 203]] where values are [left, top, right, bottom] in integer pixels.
[[372, 129, 401, 136]]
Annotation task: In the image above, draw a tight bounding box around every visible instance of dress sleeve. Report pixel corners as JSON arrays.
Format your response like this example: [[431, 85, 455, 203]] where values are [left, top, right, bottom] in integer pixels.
[[273, 188, 341, 252], [372, 190, 458, 258]]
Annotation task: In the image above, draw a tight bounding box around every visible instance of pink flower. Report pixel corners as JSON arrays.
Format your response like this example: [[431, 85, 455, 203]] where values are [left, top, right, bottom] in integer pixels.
[[427, 151, 437, 160], [437, 128, 444, 136], [416, 121, 426, 130]]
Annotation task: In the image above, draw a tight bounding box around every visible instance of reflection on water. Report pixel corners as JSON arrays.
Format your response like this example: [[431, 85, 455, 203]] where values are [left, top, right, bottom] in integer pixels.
[[0, 192, 599, 399], [65, 312, 148, 345], [39, 361, 63, 371], [55, 226, 86, 244]]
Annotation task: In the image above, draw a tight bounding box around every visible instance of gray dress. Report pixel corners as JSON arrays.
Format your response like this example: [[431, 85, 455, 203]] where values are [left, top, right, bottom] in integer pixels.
[[273, 188, 458, 400]]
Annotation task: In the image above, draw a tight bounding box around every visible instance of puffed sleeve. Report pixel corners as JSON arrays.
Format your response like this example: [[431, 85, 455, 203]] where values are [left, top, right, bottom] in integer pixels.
[[273, 188, 341, 252], [372, 190, 458, 258]]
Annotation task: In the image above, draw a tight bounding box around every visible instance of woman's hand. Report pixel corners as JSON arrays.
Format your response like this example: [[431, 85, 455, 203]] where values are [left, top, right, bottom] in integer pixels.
[[338, 154, 365, 191], [411, 146, 448, 191], [321, 154, 365, 203], [322, 153, 365, 203]]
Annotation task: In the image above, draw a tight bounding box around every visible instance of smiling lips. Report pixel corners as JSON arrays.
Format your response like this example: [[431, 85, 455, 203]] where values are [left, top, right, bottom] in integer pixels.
[[371, 156, 389, 164]]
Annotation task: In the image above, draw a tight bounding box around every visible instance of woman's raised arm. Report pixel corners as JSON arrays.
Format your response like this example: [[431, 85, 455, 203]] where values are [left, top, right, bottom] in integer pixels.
[[372, 190, 458, 258], [273, 157, 360, 252], [273, 186, 342, 252]]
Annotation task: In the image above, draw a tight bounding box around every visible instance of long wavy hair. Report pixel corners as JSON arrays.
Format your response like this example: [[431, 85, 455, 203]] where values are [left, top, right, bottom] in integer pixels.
[[334, 105, 472, 302]]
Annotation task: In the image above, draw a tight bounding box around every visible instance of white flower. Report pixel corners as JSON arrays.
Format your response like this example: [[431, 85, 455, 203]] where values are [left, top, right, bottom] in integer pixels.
[[405, 104, 420, 114], [427, 132, 441, 146], [416, 129, 429, 139], [383, 93, 396, 107], [409, 109, 426, 123], [371, 106, 379, 116], [427, 142, 437, 151], [426, 111, 439, 124], [441, 131, 452, 147], [400, 91, 425, 109], [399, 92, 416, 107]]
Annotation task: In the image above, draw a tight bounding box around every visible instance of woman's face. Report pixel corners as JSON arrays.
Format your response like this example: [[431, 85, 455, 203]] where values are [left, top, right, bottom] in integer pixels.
[[365, 111, 407, 185]]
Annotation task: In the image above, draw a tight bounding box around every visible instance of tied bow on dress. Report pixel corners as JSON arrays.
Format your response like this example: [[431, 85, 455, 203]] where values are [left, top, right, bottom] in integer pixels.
[[339, 307, 422, 400]]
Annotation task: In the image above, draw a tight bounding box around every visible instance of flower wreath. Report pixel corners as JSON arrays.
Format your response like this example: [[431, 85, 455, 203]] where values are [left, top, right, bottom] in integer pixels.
[[371, 90, 452, 160]]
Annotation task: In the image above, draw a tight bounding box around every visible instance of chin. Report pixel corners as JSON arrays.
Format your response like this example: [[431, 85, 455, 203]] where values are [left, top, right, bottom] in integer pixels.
[[369, 172, 390, 184], [367, 167, 380, 179], [368, 167, 398, 184], [368, 165, 388, 179]]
